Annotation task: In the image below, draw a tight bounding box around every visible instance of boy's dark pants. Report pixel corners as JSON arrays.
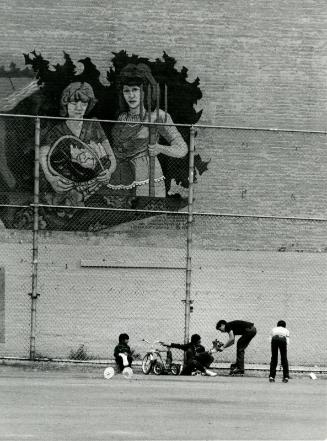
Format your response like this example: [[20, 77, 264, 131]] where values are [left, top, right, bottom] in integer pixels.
[[115, 354, 133, 372], [269, 336, 289, 379], [182, 352, 214, 375], [236, 326, 257, 371]]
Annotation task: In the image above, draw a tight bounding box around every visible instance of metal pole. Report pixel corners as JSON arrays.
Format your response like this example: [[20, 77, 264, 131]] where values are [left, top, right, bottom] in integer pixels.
[[156, 82, 160, 121], [140, 84, 144, 121], [29, 116, 40, 360], [184, 126, 195, 345], [164, 84, 168, 123], [148, 84, 156, 197]]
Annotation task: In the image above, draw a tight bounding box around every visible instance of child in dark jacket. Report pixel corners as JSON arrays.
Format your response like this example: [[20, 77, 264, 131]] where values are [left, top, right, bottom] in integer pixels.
[[161, 334, 217, 376], [114, 333, 134, 372]]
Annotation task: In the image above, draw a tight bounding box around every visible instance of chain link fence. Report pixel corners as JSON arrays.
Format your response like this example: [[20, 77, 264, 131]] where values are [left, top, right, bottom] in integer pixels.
[[0, 234, 33, 358], [191, 214, 327, 367], [35, 208, 187, 362], [0, 113, 326, 367], [189, 125, 327, 367]]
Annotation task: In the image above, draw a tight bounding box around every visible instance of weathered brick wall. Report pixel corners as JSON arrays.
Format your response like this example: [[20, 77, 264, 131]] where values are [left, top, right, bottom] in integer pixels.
[[1, 0, 327, 130], [194, 128, 327, 217], [1, 0, 327, 218]]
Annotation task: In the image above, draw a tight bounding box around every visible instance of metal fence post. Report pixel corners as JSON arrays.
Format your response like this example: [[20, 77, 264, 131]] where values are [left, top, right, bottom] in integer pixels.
[[184, 125, 195, 345], [29, 116, 40, 360]]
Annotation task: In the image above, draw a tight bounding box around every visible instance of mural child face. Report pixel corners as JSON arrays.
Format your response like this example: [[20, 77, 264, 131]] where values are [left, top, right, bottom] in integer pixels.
[[67, 100, 88, 118], [122, 85, 142, 113]]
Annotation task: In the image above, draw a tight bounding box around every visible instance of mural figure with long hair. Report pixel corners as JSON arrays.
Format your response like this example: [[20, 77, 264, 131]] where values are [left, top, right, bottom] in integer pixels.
[[108, 63, 187, 197]]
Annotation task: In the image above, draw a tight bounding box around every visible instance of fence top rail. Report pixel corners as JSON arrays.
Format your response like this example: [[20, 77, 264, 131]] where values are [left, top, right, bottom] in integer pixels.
[[0, 112, 326, 134], [192, 211, 327, 222], [1, 202, 326, 222]]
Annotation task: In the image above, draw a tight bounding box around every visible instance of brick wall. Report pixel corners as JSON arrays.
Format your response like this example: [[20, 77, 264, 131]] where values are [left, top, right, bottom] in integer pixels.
[[1, 0, 327, 215], [1, 0, 327, 130], [1, 0, 327, 218], [194, 128, 327, 217]]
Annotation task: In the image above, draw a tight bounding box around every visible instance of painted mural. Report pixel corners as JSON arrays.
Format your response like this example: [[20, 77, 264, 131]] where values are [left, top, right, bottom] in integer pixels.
[[0, 51, 210, 231]]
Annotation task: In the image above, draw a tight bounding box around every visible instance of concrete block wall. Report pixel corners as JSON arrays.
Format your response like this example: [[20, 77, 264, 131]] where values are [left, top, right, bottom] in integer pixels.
[[191, 250, 327, 366], [0, 225, 326, 366], [0, 233, 32, 356]]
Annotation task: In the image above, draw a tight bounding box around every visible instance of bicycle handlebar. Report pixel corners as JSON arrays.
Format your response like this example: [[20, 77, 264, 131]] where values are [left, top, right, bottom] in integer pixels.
[[141, 339, 165, 348]]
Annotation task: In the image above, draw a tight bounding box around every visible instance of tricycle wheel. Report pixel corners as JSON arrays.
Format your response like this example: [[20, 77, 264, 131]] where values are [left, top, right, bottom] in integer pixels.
[[153, 361, 164, 375], [142, 354, 153, 374], [170, 363, 181, 375]]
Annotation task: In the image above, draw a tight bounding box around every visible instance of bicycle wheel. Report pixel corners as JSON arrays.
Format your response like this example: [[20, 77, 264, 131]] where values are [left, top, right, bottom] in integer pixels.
[[153, 360, 164, 375], [142, 354, 153, 374], [170, 363, 181, 376]]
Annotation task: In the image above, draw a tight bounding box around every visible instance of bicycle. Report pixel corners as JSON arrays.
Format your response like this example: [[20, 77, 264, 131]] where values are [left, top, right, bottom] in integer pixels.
[[141, 339, 182, 375]]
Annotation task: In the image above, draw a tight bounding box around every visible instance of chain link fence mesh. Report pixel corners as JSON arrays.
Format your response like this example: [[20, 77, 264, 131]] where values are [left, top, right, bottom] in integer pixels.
[[35, 209, 187, 362], [0, 232, 32, 358], [0, 116, 34, 219], [190, 214, 327, 367], [193, 125, 327, 217], [0, 114, 326, 367]]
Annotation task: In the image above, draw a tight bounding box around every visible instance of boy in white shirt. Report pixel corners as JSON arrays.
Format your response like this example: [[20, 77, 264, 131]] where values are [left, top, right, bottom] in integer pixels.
[[269, 320, 290, 383]]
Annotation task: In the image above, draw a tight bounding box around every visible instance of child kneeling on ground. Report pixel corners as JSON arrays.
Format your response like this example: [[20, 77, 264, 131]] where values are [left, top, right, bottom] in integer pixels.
[[161, 334, 217, 377]]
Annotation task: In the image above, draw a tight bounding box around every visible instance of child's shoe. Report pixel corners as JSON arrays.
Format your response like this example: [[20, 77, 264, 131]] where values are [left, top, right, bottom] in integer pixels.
[[269, 377, 275, 382], [283, 377, 289, 383], [230, 368, 244, 376], [205, 369, 218, 377]]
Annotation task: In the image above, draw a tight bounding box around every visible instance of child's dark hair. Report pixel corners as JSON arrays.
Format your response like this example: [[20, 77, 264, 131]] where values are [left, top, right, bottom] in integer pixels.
[[277, 320, 286, 328], [216, 320, 227, 330], [191, 334, 201, 344], [119, 333, 129, 343]]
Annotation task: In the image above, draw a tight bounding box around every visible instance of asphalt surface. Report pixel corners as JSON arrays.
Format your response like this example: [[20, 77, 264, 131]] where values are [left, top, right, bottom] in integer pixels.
[[1, 368, 326, 440]]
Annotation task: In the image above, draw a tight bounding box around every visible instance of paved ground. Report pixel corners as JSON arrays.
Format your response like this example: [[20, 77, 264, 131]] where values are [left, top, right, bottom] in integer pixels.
[[0, 367, 326, 441]]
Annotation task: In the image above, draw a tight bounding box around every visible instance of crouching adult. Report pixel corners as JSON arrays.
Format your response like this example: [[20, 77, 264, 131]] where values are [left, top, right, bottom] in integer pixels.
[[216, 319, 257, 375], [161, 334, 217, 377]]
